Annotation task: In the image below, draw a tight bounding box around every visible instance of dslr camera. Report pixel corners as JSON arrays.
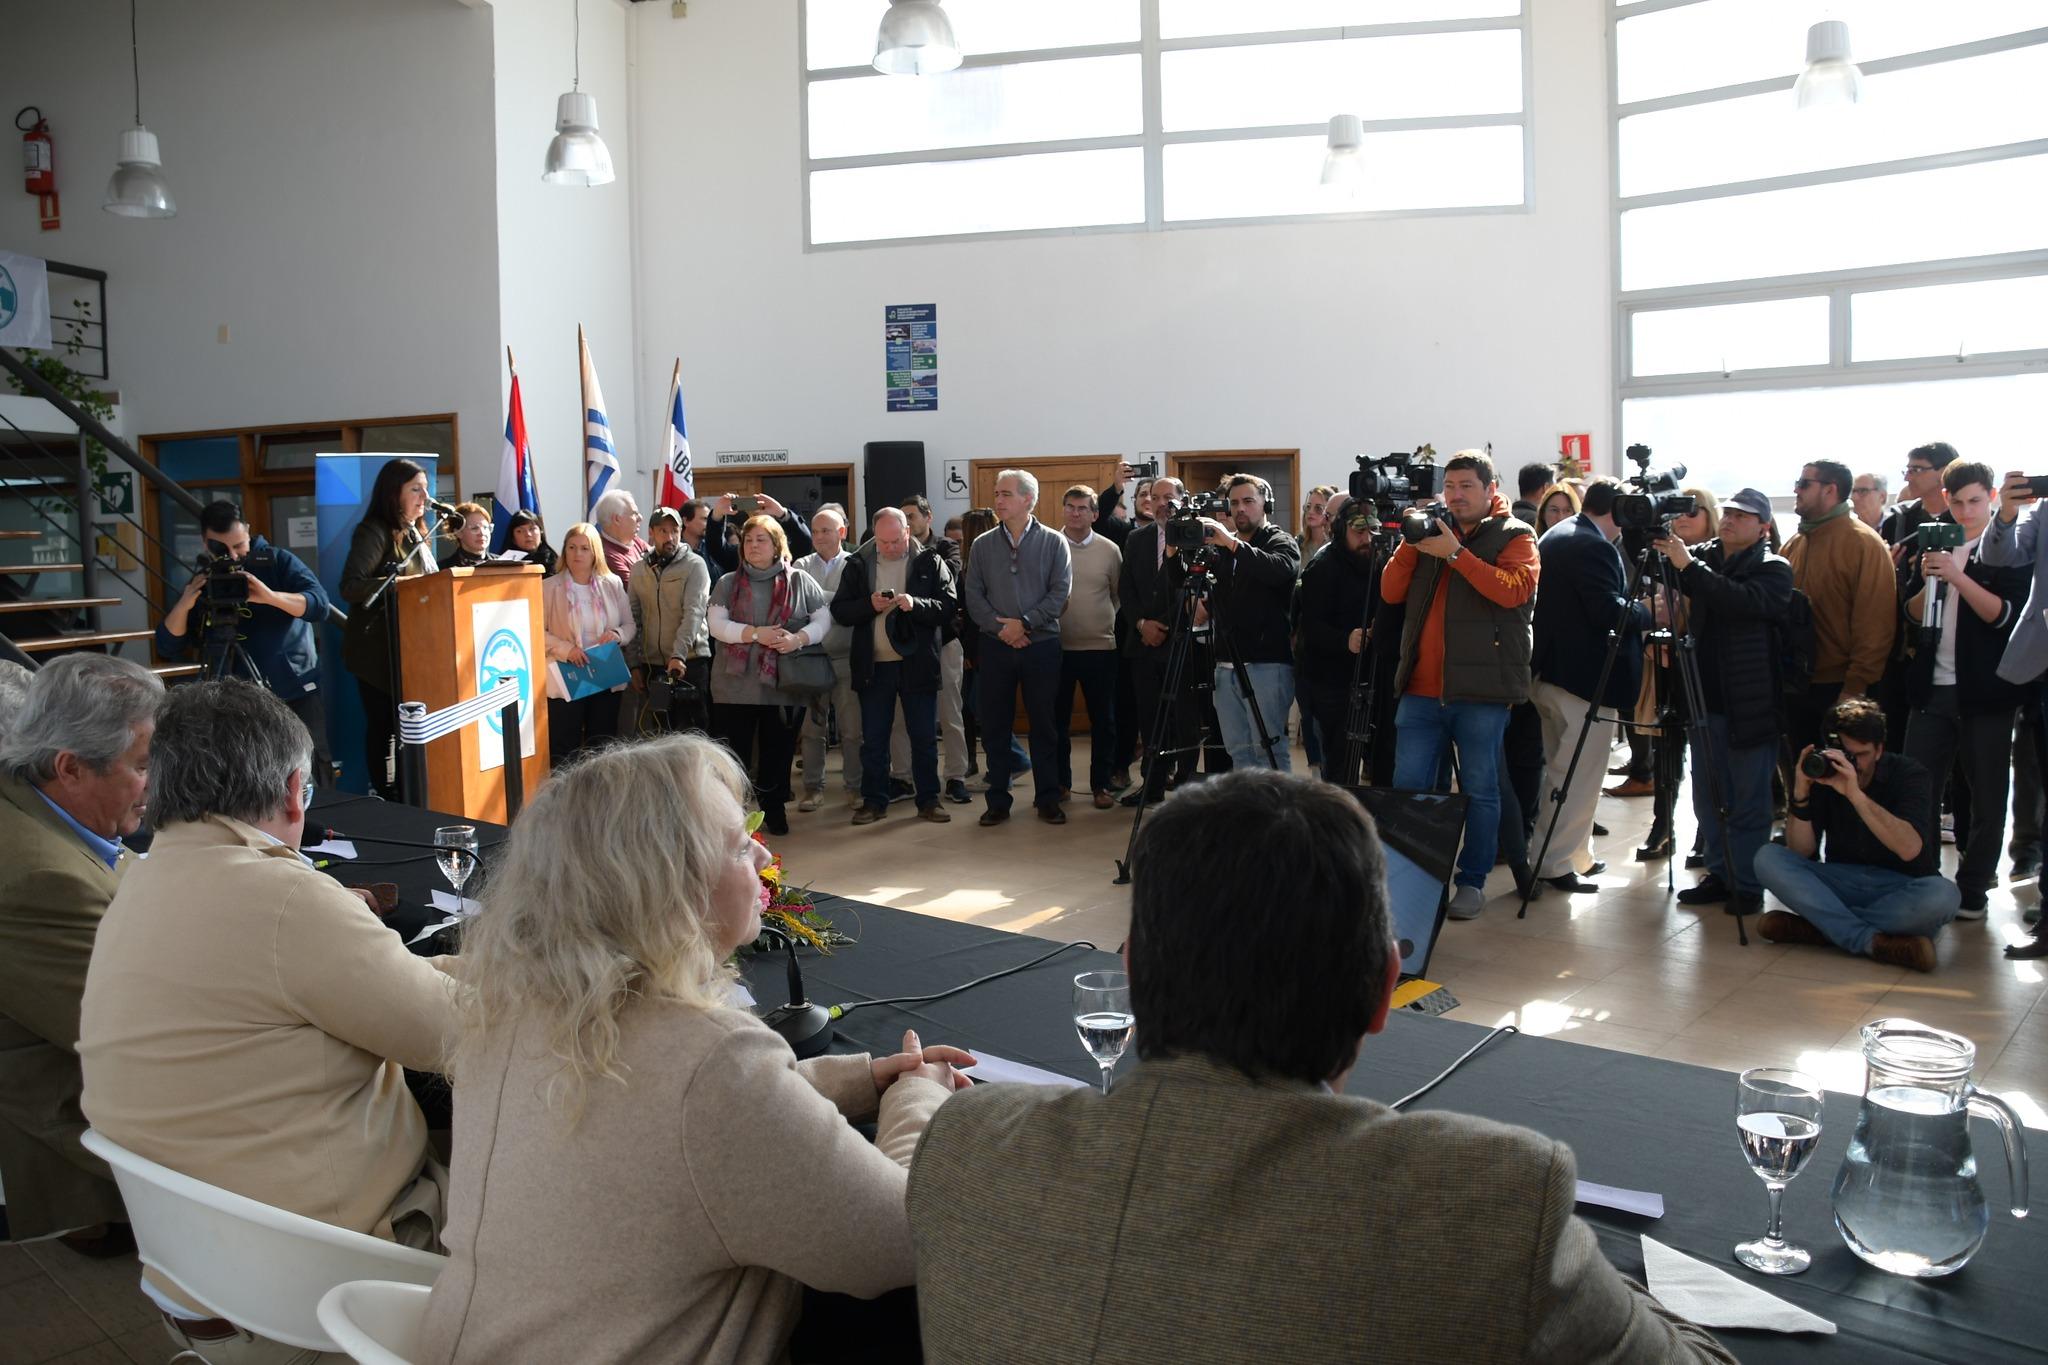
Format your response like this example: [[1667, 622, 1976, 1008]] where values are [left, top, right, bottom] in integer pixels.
[[1400, 506, 1454, 544], [1800, 735, 1844, 781], [1351, 447, 1445, 522], [1162, 490, 1227, 552]]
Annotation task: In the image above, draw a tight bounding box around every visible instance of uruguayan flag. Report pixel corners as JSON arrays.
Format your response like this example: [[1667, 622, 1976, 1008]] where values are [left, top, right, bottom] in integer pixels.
[[579, 326, 619, 518]]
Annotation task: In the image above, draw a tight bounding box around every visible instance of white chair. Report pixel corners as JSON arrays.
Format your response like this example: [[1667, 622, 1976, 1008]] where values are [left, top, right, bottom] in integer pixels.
[[317, 1281, 432, 1365], [79, 1129, 444, 1353]]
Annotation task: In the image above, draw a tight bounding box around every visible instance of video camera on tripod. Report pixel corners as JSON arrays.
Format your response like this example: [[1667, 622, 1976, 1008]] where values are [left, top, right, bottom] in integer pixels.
[[1161, 489, 1228, 555], [1350, 445, 1445, 530], [192, 538, 276, 607], [1613, 443, 1698, 539], [188, 537, 277, 680]]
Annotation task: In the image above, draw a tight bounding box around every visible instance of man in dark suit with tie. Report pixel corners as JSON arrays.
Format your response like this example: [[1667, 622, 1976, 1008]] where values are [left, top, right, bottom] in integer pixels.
[[907, 768, 1736, 1365]]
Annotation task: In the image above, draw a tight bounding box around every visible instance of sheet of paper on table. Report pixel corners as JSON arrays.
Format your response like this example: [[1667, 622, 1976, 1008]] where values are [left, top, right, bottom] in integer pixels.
[[305, 839, 358, 859], [970, 1053, 1088, 1089], [1641, 1235, 1836, 1334], [1575, 1180, 1664, 1219], [431, 891, 483, 916], [405, 917, 464, 947]]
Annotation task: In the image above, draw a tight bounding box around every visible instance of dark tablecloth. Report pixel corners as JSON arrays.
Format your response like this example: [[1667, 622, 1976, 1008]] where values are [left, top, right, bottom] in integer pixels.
[[312, 794, 2047, 1363]]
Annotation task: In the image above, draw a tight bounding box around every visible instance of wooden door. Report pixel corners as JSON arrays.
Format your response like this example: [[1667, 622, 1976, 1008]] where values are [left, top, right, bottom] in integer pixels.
[[969, 455, 1126, 527], [1167, 450, 1302, 533]]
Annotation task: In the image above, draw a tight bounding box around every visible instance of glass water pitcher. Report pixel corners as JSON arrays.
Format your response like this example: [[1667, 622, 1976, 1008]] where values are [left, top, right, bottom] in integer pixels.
[[1829, 1018, 2029, 1277]]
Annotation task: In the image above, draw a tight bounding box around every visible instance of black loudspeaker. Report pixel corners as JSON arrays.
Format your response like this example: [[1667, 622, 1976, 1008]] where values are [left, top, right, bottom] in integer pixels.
[[864, 442, 928, 521]]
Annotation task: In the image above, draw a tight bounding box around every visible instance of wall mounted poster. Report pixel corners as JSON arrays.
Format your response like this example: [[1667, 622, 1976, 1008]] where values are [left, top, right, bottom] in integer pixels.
[[886, 303, 937, 412]]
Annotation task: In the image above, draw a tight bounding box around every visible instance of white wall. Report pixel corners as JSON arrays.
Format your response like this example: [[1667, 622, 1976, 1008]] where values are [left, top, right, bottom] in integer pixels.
[[489, 0, 641, 529], [0, 0, 500, 489], [627, 0, 1615, 516]]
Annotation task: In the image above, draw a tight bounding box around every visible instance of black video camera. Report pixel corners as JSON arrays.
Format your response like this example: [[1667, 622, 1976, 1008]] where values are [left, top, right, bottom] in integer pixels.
[[193, 539, 275, 608], [1351, 448, 1445, 521], [1615, 443, 1695, 534], [1162, 491, 1226, 552]]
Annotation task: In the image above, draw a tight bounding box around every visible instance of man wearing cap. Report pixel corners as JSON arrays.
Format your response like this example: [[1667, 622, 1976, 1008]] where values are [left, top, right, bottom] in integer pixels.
[[1654, 488, 1794, 916]]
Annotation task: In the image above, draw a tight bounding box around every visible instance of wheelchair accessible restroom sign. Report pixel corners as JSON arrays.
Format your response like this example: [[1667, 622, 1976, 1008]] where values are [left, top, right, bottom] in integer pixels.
[[885, 303, 937, 413]]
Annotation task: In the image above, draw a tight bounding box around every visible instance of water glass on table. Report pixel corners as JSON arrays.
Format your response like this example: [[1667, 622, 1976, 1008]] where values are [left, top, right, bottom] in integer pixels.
[[433, 824, 480, 907], [1073, 970, 1133, 1096], [1734, 1066, 1825, 1275]]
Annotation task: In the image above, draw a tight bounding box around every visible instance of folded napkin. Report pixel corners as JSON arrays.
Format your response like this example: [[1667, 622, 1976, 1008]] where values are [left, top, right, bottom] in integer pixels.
[[1641, 1235, 1836, 1335]]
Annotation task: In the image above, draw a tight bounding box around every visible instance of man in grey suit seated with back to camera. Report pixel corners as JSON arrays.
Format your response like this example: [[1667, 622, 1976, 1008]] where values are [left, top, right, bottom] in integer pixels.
[[906, 767, 1734, 1365]]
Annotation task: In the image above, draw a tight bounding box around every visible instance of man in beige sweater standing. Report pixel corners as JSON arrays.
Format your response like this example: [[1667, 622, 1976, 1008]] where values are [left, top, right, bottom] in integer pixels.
[[81, 681, 460, 1361], [1782, 459, 1897, 763], [1055, 484, 1124, 809]]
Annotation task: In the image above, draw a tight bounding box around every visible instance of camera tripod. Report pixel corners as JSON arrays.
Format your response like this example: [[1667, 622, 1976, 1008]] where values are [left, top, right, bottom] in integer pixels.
[[1334, 521, 1403, 788], [1516, 536, 1750, 945], [1113, 555, 1282, 884]]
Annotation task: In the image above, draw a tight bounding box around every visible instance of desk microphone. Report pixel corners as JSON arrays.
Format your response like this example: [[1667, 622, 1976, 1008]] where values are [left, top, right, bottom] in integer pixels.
[[756, 925, 834, 1059]]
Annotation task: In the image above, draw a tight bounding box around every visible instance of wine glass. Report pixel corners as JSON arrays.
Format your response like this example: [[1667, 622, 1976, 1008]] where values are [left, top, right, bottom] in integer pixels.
[[1073, 970, 1133, 1096], [433, 825, 479, 909], [1734, 1067, 1825, 1275]]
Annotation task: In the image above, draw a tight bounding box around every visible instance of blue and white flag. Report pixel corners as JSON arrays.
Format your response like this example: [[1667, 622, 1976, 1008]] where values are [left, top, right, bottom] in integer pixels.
[[578, 326, 619, 518]]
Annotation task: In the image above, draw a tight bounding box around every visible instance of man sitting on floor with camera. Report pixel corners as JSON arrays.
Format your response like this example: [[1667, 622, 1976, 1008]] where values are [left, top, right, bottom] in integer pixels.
[[905, 768, 1734, 1364], [1754, 695, 1959, 971]]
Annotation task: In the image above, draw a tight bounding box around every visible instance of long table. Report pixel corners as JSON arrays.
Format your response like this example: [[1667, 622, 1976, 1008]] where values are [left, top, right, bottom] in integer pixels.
[[313, 792, 2046, 1363]]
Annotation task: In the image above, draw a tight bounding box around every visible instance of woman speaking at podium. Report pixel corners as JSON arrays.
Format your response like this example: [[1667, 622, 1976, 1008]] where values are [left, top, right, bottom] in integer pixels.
[[341, 459, 437, 799]]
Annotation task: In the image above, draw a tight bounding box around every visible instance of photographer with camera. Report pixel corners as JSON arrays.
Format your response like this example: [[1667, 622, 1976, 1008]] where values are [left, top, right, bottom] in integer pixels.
[[1654, 488, 1793, 916], [1120, 477, 1213, 804], [1754, 697, 1957, 971], [156, 499, 333, 782], [1169, 474, 1300, 771], [1528, 479, 1651, 894], [627, 506, 711, 735], [1896, 461, 2028, 919], [1382, 451, 1538, 918]]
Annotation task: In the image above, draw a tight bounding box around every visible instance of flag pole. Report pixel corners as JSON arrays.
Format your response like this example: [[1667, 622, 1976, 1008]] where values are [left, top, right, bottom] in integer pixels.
[[506, 345, 516, 375]]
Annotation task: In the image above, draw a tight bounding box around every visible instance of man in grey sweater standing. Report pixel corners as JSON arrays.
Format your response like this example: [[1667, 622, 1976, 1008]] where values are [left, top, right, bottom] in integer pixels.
[[964, 470, 1073, 826]]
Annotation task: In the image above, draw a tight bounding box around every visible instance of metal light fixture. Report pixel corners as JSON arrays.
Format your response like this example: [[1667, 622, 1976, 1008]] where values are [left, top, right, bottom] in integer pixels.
[[1321, 114, 1365, 189], [543, 0, 616, 186], [874, 0, 963, 76], [103, 0, 174, 218], [1794, 20, 1864, 110]]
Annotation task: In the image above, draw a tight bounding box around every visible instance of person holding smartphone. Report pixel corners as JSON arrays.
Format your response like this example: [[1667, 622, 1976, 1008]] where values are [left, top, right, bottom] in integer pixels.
[[704, 491, 813, 576]]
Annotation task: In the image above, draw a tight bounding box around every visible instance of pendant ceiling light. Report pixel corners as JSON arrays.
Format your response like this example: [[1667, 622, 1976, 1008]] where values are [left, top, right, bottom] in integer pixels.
[[1794, 19, 1864, 110], [1321, 114, 1365, 190], [874, 0, 963, 76], [103, 0, 174, 218], [543, 0, 616, 186]]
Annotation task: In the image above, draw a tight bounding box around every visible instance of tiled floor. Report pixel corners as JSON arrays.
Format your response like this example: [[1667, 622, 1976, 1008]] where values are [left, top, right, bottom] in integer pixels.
[[9, 736, 2044, 1364]]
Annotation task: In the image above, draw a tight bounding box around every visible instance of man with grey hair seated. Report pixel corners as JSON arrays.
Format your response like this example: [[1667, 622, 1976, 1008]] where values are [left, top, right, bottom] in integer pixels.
[[80, 680, 460, 1361], [0, 658, 32, 746], [0, 653, 162, 1254]]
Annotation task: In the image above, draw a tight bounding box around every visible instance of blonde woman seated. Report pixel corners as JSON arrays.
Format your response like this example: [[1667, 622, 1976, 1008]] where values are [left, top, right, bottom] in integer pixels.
[[543, 521, 636, 763], [708, 515, 836, 836], [420, 735, 971, 1365]]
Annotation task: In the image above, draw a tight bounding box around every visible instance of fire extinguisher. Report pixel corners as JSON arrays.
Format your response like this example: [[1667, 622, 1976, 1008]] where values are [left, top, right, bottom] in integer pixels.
[[18, 107, 60, 230], [19, 108, 53, 193]]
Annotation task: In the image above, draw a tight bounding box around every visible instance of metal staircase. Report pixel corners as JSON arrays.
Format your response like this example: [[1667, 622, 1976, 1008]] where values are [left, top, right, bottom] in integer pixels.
[[0, 346, 206, 677]]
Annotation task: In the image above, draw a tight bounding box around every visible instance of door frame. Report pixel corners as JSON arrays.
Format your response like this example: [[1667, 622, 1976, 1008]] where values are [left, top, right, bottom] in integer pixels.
[[968, 455, 1126, 528]]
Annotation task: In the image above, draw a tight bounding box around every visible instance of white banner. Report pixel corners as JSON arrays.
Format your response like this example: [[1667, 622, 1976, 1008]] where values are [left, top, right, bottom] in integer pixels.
[[0, 252, 52, 350], [472, 599, 538, 771]]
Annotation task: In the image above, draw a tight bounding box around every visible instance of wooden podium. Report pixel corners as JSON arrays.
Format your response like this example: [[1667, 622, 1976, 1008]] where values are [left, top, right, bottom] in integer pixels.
[[395, 564, 550, 822]]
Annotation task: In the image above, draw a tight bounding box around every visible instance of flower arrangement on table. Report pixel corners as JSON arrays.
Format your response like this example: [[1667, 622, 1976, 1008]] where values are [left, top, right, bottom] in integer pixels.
[[745, 812, 841, 951]]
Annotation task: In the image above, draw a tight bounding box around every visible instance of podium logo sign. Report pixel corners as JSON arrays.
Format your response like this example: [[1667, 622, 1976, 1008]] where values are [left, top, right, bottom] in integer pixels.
[[473, 605, 537, 771]]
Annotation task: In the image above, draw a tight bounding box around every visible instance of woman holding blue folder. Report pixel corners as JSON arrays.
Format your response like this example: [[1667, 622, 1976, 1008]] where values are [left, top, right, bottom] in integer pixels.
[[543, 522, 636, 764]]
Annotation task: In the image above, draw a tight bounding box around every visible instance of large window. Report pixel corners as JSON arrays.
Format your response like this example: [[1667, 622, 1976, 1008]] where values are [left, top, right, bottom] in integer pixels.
[[802, 0, 1529, 247], [1612, 2, 2048, 495]]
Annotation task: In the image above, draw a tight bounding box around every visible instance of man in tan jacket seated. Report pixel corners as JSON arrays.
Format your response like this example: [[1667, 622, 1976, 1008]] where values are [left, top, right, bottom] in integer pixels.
[[907, 769, 1736, 1365], [80, 680, 461, 1364]]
